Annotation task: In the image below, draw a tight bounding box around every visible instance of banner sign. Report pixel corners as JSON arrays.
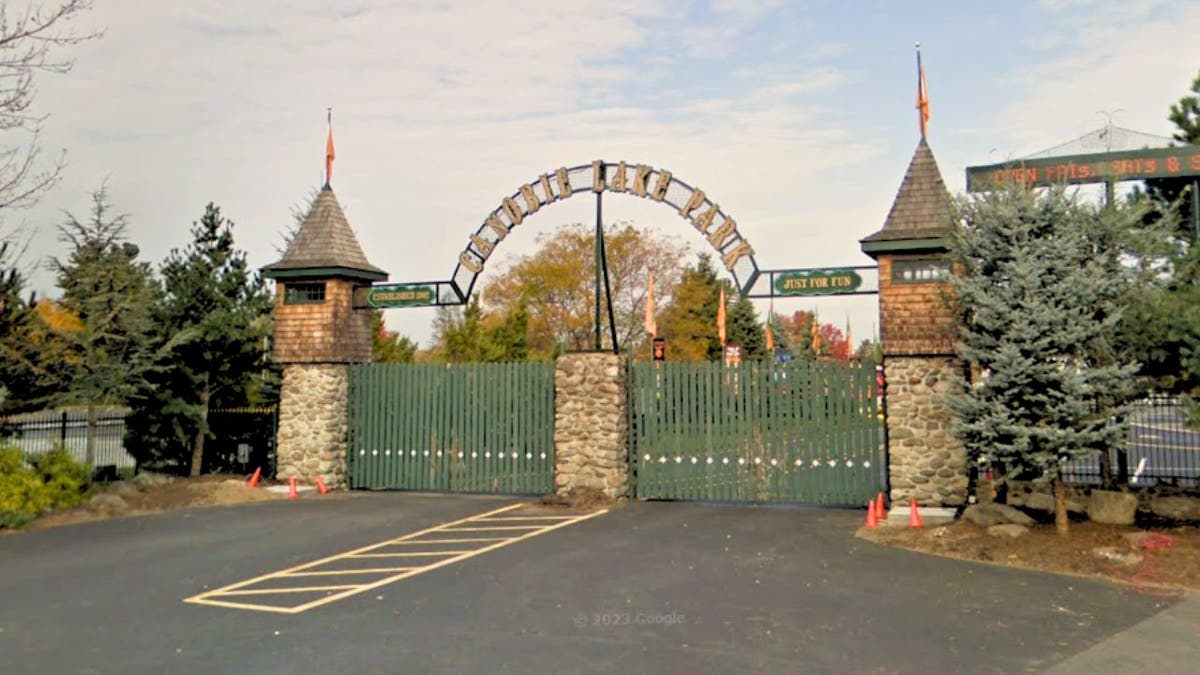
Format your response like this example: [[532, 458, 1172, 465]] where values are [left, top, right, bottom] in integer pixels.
[[772, 269, 863, 296], [966, 145, 1200, 191], [365, 284, 436, 308]]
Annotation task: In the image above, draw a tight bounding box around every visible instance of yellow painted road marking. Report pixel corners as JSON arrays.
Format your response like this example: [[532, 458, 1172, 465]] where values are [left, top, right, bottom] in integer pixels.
[[284, 568, 416, 577], [390, 537, 508, 544], [439, 525, 545, 531], [219, 585, 360, 595], [348, 551, 467, 558], [184, 503, 606, 615]]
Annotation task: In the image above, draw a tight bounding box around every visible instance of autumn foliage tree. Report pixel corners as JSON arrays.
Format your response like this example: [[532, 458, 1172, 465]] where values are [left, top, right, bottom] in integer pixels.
[[482, 222, 688, 356]]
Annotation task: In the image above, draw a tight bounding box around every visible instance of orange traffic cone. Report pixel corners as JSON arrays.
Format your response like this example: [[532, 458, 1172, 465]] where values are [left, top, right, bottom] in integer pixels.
[[875, 492, 886, 521], [864, 499, 878, 528], [908, 499, 924, 528], [287, 477, 299, 500], [246, 467, 261, 488], [316, 476, 329, 495]]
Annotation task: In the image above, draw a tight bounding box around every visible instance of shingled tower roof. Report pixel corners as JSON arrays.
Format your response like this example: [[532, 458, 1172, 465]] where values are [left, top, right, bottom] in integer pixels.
[[262, 186, 387, 282], [860, 139, 956, 255]]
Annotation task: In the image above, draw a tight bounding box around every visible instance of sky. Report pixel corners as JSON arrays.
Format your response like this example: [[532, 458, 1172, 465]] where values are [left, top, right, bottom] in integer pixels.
[[5, 0, 1200, 349]]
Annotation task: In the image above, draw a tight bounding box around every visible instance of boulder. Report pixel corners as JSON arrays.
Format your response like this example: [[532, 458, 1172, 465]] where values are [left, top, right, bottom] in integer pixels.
[[1149, 496, 1200, 522], [1022, 491, 1086, 514], [1092, 546, 1143, 568], [1087, 490, 1138, 525], [131, 472, 174, 490], [108, 481, 140, 498], [962, 503, 1035, 527], [89, 493, 129, 513], [986, 524, 1029, 538]]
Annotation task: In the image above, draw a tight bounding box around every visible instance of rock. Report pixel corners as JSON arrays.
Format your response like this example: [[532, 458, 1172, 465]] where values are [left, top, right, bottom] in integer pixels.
[[987, 524, 1029, 538], [1122, 531, 1156, 548], [1088, 490, 1138, 525], [108, 481, 139, 498], [131, 472, 174, 490], [962, 503, 1035, 527], [1092, 546, 1143, 568], [89, 493, 129, 513], [1022, 491, 1086, 514], [1149, 496, 1200, 522]]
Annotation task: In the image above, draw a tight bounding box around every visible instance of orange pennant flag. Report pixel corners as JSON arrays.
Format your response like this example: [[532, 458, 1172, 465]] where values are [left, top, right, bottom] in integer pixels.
[[765, 323, 775, 351], [916, 45, 930, 139], [717, 287, 727, 347], [810, 310, 821, 355], [644, 272, 657, 338], [325, 111, 336, 186]]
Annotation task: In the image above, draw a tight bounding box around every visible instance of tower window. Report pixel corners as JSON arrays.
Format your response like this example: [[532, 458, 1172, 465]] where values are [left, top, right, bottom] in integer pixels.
[[284, 282, 326, 304]]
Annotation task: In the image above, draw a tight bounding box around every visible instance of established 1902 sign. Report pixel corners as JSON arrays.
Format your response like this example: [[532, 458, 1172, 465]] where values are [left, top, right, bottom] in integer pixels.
[[772, 269, 862, 296], [365, 284, 435, 308]]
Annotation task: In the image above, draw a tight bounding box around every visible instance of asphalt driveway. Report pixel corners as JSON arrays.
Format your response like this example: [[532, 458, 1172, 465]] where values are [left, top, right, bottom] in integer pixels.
[[0, 493, 1189, 674]]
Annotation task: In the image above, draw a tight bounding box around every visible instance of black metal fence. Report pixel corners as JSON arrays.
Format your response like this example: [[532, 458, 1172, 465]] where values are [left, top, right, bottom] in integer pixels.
[[1063, 395, 1200, 488], [1, 407, 278, 479]]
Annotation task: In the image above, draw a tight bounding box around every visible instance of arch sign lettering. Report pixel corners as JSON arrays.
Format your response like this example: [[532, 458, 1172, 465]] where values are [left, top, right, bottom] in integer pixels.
[[361, 161, 761, 308]]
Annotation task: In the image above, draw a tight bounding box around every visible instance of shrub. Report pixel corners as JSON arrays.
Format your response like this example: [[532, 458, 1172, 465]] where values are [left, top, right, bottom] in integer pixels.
[[33, 447, 89, 510], [0, 445, 89, 528], [0, 448, 50, 528]]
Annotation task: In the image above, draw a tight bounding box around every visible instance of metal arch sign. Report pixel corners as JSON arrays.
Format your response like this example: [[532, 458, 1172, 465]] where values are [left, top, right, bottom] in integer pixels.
[[449, 161, 759, 301]]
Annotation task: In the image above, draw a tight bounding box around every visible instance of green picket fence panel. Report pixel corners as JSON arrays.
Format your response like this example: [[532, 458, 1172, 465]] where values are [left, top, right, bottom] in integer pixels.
[[348, 362, 555, 494], [630, 360, 884, 506]]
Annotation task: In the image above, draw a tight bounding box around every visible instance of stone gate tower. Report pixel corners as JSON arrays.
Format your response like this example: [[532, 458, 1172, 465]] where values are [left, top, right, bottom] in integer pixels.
[[262, 186, 387, 488], [860, 139, 967, 507]]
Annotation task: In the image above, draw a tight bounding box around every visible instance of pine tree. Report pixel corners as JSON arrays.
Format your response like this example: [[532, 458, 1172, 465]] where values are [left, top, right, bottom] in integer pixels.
[[0, 241, 42, 412], [130, 203, 272, 476], [372, 310, 417, 363], [725, 291, 766, 361], [657, 255, 723, 361], [1143, 69, 1200, 240], [49, 185, 160, 471], [949, 186, 1140, 535]]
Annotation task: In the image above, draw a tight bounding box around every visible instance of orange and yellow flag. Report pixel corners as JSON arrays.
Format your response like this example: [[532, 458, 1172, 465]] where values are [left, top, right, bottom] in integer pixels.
[[810, 310, 821, 354], [644, 272, 657, 338], [916, 46, 930, 138], [325, 112, 336, 186], [717, 287, 727, 346]]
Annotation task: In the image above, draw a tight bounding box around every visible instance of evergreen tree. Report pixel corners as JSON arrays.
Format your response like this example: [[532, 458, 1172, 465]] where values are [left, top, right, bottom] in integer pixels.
[[948, 186, 1140, 535], [1142, 69, 1200, 242], [765, 310, 792, 359], [438, 298, 531, 363], [49, 185, 160, 470], [725, 291, 766, 361], [0, 241, 42, 412], [128, 203, 272, 475], [371, 310, 417, 363], [657, 255, 723, 362]]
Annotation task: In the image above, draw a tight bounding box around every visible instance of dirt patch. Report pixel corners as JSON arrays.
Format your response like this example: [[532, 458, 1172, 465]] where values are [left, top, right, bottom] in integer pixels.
[[859, 518, 1200, 596], [11, 475, 287, 533]]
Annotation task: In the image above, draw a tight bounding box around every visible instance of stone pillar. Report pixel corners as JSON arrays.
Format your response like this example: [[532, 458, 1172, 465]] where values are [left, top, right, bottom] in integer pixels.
[[553, 353, 628, 499], [261, 184, 387, 490], [882, 356, 967, 506], [860, 138, 967, 508], [874, 254, 967, 507], [263, 275, 376, 488], [276, 364, 350, 488]]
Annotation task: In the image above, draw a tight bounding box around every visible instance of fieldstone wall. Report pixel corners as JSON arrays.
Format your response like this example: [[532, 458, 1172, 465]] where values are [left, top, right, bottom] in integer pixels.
[[276, 363, 350, 488], [885, 356, 968, 506], [554, 353, 628, 498]]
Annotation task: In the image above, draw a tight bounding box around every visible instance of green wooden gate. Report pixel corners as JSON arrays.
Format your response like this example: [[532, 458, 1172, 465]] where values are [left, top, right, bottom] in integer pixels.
[[629, 360, 884, 505], [348, 362, 554, 494]]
